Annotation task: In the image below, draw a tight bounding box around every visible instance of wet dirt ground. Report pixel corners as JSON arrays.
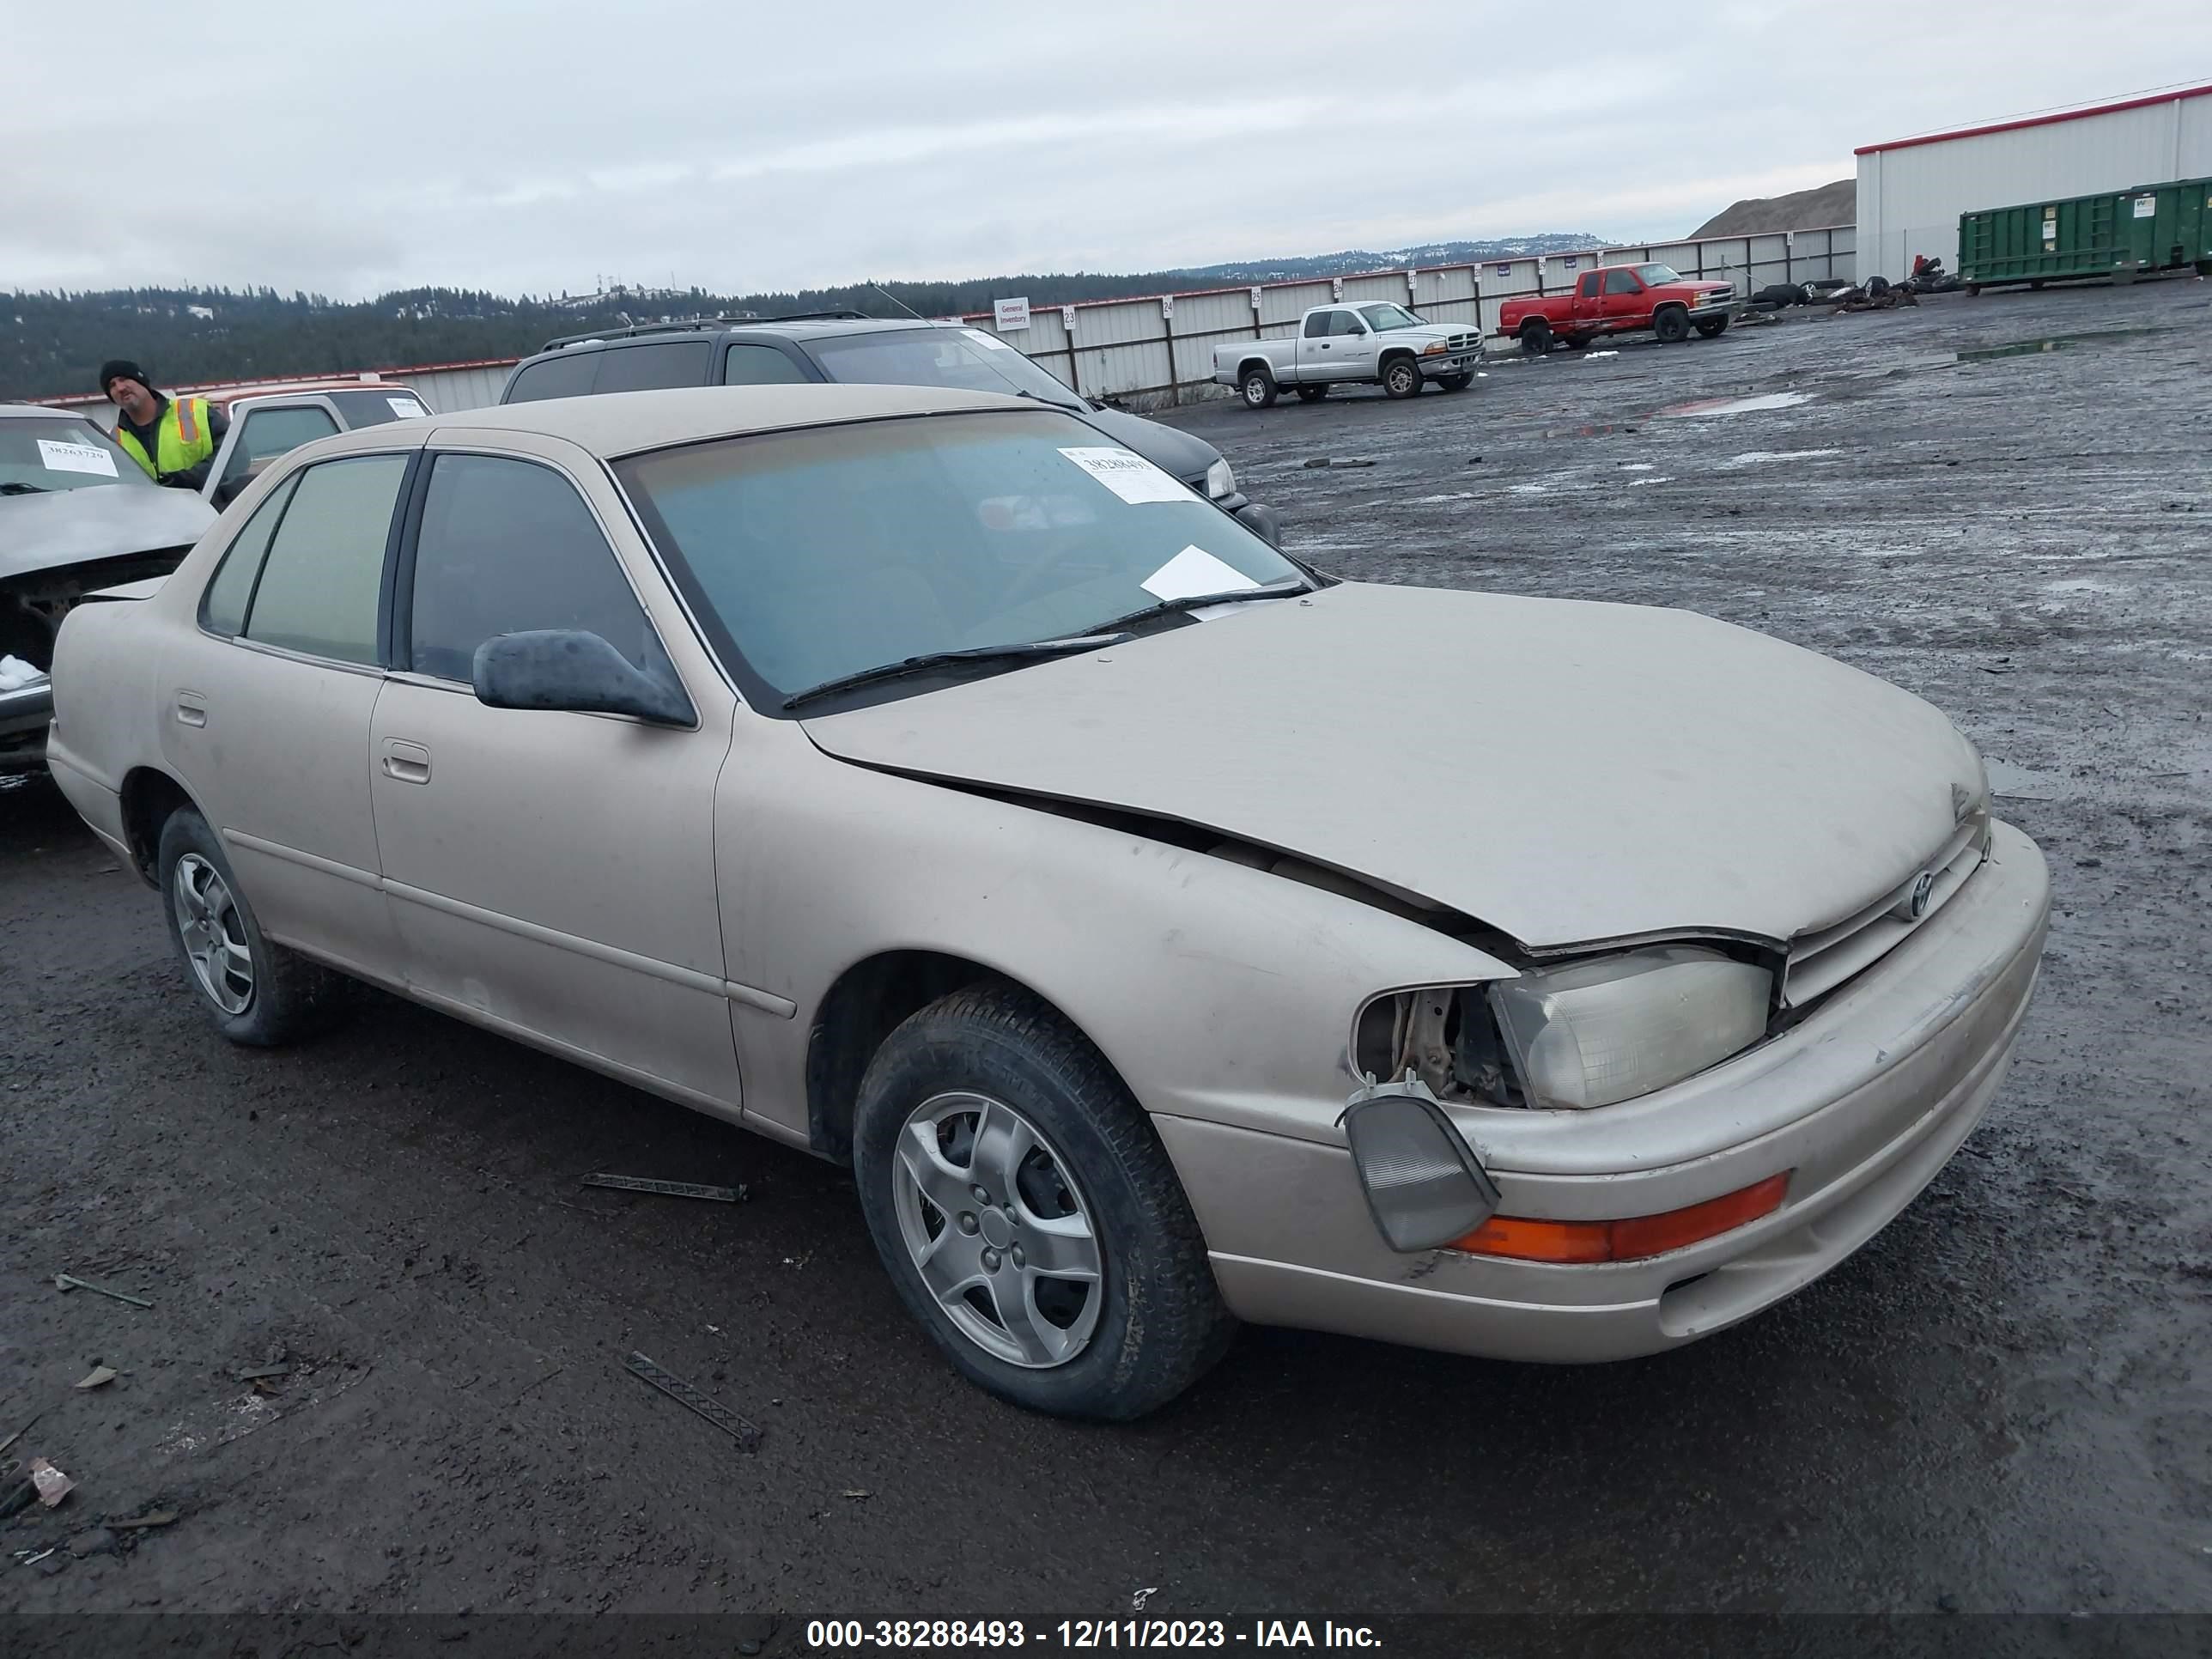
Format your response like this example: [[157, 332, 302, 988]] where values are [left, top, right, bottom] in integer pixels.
[[3, 281, 2209, 1635]]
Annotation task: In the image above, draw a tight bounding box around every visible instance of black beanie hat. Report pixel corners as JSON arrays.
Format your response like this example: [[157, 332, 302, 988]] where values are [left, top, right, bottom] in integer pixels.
[[98, 360, 152, 398]]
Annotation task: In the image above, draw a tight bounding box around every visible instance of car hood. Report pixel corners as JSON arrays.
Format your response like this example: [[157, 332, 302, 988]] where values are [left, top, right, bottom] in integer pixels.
[[1075, 404, 1223, 489], [0, 484, 216, 583], [799, 582, 1983, 950], [1379, 323, 1476, 343]]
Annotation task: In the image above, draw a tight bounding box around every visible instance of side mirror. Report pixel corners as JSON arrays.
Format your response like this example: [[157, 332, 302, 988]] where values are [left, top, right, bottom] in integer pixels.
[[471, 629, 696, 727]]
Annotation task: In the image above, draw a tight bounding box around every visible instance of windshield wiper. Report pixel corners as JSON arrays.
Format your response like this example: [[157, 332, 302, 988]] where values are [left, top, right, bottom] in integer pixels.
[[781, 632, 1129, 711], [1, 483, 53, 495], [1095, 575, 1310, 635]]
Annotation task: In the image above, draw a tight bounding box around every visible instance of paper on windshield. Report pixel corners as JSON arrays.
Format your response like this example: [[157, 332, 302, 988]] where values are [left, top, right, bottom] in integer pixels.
[[385, 397, 428, 420], [1060, 447, 1188, 505], [1140, 545, 1261, 603], [965, 328, 1018, 352], [37, 439, 118, 477]]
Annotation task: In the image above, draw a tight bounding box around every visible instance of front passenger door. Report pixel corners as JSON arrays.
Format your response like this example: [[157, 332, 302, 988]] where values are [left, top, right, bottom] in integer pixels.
[[366, 435, 744, 1111], [209, 399, 341, 506], [1328, 308, 1376, 380]]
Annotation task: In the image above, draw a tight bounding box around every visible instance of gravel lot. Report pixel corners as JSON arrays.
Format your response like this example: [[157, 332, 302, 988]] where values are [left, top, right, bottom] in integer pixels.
[[3, 279, 2209, 1638]]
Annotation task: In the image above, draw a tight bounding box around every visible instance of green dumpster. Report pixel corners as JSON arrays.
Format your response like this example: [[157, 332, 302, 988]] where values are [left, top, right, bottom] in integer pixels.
[[1958, 176, 2212, 293]]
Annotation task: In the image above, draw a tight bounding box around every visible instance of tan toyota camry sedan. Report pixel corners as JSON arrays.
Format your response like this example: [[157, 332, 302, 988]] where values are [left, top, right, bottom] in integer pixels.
[[46, 385, 2051, 1419]]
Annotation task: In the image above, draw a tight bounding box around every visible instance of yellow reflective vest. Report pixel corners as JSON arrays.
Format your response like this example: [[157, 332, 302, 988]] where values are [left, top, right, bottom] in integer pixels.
[[113, 396, 216, 481]]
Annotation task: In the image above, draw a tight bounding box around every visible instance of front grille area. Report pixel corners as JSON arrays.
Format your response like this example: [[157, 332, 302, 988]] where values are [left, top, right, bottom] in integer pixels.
[[1783, 812, 1991, 1006]]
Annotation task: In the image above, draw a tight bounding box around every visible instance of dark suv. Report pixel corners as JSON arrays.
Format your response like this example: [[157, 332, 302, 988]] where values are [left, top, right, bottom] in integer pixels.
[[499, 313, 1279, 544]]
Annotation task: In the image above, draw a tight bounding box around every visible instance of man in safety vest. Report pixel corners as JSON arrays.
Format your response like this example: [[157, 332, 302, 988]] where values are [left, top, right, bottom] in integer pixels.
[[99, 360, 229, 491]]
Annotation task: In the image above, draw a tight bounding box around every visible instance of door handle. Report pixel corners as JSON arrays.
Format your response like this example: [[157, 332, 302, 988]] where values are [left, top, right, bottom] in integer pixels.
[[381, 739, 431, 785], [174, 691, 207, 728]]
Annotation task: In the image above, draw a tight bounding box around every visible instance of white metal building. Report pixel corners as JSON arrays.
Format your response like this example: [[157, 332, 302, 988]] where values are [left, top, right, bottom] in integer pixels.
[[1857, 82, 2212, 281]]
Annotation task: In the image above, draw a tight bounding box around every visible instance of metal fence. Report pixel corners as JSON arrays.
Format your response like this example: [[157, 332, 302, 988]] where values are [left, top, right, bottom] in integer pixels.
[[963, 225, 1856, 408]]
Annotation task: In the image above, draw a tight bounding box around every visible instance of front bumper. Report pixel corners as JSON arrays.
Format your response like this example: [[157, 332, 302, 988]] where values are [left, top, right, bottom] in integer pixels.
[[1153, 818, 2051, 1363], [1419, 350, 1482, 377], [0, 678, 53, 774], [1689, 295, 1742, 320]]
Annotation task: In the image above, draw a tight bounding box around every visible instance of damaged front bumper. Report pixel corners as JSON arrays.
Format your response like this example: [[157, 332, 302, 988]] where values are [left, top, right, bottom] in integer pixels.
[[0, 675, 53, 774], [1152, 819, 2051, 1363]]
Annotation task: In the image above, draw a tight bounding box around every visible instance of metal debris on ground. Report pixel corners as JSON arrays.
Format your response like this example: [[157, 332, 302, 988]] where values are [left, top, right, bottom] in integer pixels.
[[30, 1458, 75, 1508], [1302, 457, 1376, 469], [112, 1510, 179, 1531], [233, 1364, 294, 1381], [0, 1479, 39, 1522], [15, 1547, 56, 1567], [74, 1366, 117, 1390], [623, 1352, 763, 1452], [842, 1489, 871, 1500], [580, 1173, 747, 1203], [52, 1273, 152, 1309]]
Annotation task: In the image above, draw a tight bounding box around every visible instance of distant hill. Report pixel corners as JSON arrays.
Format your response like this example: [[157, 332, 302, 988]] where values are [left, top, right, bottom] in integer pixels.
[[1690, 179, 1856, 239], [3, 232, 1610, 401]]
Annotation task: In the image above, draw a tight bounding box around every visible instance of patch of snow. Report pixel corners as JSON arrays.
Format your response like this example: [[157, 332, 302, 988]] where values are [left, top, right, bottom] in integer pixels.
[[1412, 492, 1479, 503], [1626, 477, 1674, 487], [1619, 463, 1656, 471], [1718, 448, 1840, 468], [2041, 579, 2126, 596], [1657, 392, 1812, 419], [1583, 350, 1620, 360]]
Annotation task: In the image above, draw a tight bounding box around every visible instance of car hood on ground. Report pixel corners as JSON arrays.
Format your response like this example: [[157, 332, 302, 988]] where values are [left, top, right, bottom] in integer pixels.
[[799, 582, 1982, 950], [1075, 404, 1223, 489], [0, 485, 216, 583]]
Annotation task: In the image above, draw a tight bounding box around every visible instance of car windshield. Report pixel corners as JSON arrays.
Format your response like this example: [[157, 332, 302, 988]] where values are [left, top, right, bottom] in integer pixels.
[[0, 416, 149, 496], [616, 408, 1305, 707], [808, 327, 1086, 410], [1358, 304, 1426, 331], [1635, 264, 1684, 286]]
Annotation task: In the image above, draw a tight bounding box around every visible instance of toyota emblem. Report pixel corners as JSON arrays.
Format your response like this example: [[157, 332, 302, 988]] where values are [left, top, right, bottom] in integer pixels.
[[1907, 872, 1936, 919]]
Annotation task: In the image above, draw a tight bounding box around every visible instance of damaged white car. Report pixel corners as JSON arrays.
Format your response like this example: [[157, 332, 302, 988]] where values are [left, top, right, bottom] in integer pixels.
[[46, 385, 2051, 1419]]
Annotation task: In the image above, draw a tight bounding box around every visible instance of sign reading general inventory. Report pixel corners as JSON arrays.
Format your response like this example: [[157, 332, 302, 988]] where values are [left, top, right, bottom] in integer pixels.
[[994, 296, 1031, 331]]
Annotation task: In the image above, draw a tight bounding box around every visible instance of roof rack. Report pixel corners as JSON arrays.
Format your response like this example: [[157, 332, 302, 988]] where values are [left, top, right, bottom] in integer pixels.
[[538, 308, 875, 353]]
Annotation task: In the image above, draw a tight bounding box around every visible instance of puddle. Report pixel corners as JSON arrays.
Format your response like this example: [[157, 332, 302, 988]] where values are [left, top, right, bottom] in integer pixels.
[[1412, 492, 1479, 504], [1985, 758, 2069, 801], [1956, 326, 2170, 362], [2041, 578, 2128, 596], [1655, 391, 1812, 418]]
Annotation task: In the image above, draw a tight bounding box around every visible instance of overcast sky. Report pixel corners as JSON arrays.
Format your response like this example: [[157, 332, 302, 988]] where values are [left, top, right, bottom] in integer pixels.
[[7, 2, 2209, 300]]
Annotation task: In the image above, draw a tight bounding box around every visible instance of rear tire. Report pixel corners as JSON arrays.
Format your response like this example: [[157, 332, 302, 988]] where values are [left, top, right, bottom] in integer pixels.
[[1653, 307, 1691, 343], [853, 985, 1236, 1421], [1381, 356, 1421, 399], [156, 807, 346, 1047], [1518, 320, 1553, 356], [1240, 366, 1278, 409], [1294, 385, 1328, 403], [1694, 317, 1729, 339]]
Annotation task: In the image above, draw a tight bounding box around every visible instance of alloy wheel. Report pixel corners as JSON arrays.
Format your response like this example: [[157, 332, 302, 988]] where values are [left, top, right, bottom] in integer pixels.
[[172, 853, 253, 1015]]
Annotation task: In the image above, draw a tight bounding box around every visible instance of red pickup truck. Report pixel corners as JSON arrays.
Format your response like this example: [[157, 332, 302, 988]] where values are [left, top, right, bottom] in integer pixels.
[[1498, 263, 1739, 355]]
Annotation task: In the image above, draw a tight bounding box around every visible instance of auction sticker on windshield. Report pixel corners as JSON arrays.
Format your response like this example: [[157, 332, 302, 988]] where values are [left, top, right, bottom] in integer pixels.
[[386, 397, 428, 420], [1060, 447, 1188, 505], [1141, 545, 1261, 602], [964, 328, 1018, 352], [37, 439, 118, 477]]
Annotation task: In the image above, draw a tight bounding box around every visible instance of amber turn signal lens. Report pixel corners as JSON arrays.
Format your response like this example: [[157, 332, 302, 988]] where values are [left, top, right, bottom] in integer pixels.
[[1450, 1172, 1791, 1264]]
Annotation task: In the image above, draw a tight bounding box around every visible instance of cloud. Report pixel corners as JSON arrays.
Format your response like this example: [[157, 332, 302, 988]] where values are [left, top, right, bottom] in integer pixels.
[[4, 0, 2209, 297]]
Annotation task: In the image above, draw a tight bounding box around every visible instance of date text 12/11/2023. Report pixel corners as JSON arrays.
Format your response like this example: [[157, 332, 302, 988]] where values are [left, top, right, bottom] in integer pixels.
[[806, 1620, 1383, 1649]]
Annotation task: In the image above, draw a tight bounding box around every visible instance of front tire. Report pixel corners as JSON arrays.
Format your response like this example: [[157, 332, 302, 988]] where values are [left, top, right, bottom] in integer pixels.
[[1653, 307, 1691, 343], [1381, 356, 1421, 398], [1240, 365, 1278, 409], [853, 985, 1235, 1421], [157, 807, 345, 1046], [1694, 317, 1729, 338]]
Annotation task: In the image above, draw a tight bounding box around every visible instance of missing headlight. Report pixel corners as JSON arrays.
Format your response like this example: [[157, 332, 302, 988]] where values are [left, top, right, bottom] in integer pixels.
[[1353, 986, 1522, 1108]]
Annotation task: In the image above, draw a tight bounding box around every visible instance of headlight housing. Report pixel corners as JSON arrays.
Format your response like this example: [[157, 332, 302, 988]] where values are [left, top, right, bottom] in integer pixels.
[[1490, 946, 1773, 1110], [1421, 340, 1448, 355], [1204, 458, 1236, 500]]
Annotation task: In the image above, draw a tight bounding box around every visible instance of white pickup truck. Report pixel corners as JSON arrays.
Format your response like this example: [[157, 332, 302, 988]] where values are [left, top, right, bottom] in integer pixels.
[[1213, 301, 1483, 408]]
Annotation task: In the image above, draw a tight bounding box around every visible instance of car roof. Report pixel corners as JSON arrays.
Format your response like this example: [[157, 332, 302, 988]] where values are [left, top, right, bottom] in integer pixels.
[[216, 379, 422, 408], [321, 383, 1033, 460], [532, 316, 952, 357]]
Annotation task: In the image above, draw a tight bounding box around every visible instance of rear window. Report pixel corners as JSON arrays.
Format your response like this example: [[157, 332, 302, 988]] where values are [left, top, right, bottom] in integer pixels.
[[504, 353, 599, 403], [325, 389, 432, 426]]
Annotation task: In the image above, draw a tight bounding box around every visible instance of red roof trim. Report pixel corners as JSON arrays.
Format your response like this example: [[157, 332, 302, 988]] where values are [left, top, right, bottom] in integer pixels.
[[37, 356, 519, 409], [1857, 83, 2212, 155]]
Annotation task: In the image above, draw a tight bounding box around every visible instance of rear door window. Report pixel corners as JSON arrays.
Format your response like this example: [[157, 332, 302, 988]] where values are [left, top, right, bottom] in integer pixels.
[[504, 353, 599, 403], [592, 341, 713, 394], [405, 454, 659, 684], [240, 455, 409, 664], [722, 343, 809, 386], [199, 473, 299, 635]]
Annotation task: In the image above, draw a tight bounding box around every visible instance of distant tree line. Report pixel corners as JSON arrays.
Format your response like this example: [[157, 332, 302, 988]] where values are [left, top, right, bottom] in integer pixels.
[[3, 234, 1606, 400]]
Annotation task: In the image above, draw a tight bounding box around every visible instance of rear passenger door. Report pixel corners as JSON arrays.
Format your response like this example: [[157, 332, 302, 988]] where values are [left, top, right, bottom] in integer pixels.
[[365, 431, 743, 1110], [590, 340, 714, 393], [164, 446, 422, 978]]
